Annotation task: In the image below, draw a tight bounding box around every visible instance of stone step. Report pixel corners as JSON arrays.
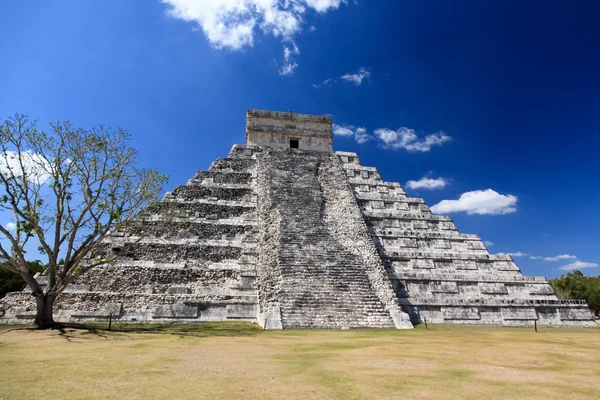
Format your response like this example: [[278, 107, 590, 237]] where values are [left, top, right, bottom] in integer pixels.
[[170, 185, 255, 202], [96, 242, 247, 263], [227, 144, 263, 158], [209, 158, 256, 172], [111, 220, 256, 240], [191, 171, 253, 185], [372, 229, 480, 241], [141, 201, 255, 220]]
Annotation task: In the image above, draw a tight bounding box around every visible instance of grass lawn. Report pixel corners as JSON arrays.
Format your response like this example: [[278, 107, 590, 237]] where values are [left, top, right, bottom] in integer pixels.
[[1, 322, 599, 399]]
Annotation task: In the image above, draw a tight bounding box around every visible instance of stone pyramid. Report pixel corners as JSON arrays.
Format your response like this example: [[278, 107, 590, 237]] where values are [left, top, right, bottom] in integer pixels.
[[1, 110, 595, 328]]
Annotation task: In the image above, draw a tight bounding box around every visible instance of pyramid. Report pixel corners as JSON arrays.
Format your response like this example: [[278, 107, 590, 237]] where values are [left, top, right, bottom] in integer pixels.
[[1, 110, 595, 327]]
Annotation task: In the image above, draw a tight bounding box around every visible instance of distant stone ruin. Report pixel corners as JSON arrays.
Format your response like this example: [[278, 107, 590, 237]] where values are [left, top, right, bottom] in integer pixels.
[[1, 110, 595, 328]]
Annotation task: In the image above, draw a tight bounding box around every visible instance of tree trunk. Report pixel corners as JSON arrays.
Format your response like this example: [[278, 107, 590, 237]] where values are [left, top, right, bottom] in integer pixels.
[[34, 293, 56, 329]]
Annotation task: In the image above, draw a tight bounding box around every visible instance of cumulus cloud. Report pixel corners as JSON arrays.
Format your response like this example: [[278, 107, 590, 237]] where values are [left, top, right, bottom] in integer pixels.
[[332, 124, 354, 137], [497, 252, 528, 257], [405, 177, 448, 190], [483, 241, 494, 247], [314, 67, 372, 88], [0, 150, 52, 185], [280, 42, 300, 76], [544, 254, 577, 262], [430, 189, 517, 216], [161, 0, 346, 74], [313, 78, 333, 88], [5, 222, 16, 232], [332, 124, 370, 144], [340, 67, 371, 85], [304, 0, 345, 13], [354, 127, 369, 144], [559, 261, 599, 271], [373, 127, 452, 152]]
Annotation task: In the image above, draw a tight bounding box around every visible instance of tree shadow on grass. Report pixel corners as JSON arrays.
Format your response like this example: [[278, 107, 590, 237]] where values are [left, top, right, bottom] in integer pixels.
[[1, 321, 262, 339], [0, 322, 108, 341], [103, 321, 262, 338]]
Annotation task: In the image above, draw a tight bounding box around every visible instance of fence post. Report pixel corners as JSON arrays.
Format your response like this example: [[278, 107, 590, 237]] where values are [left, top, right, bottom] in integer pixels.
[[424, 316, 428, 331], [534, 319, 537, 333]]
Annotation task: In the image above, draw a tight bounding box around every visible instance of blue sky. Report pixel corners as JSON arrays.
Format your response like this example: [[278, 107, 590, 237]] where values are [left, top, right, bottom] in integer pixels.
[[0, 0, 598, 278]]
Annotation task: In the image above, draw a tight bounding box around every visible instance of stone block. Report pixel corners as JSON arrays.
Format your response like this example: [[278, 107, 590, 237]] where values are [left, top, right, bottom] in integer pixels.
[[501, 307, 537, 320], [528, 285, 555, 295], [71, 303, 122, 319], [168, 286, 191, 295], [559, 307, 594, 321], [226, 303, 257, 319], [495, 261, 520, 271], [431, 282, 459, 293], [411, 259, 435, 269], [442, 307, 480, 320], [152, 303, 199, 319], [63, 284, 90, 293], [479, 283, 508, 294]]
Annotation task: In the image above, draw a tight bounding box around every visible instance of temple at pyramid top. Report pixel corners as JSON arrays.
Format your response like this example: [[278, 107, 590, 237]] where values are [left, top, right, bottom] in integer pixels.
[[246, 109, 333, 151]]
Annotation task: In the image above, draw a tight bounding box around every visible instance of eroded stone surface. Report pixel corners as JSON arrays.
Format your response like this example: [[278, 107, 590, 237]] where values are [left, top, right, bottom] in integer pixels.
[[0, 110, 595, 328], [336, 150, 595, 326]]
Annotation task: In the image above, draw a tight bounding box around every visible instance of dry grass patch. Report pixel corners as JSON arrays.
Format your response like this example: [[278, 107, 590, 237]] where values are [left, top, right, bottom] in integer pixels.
[[1, 323, 599, 399]]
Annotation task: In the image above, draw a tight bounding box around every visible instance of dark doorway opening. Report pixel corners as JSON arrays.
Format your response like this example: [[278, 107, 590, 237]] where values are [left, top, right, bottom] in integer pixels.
[[290, 139, 299, 149]]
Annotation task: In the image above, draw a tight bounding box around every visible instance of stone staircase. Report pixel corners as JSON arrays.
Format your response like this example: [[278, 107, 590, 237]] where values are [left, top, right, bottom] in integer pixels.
[[257, 149, 396, 328]]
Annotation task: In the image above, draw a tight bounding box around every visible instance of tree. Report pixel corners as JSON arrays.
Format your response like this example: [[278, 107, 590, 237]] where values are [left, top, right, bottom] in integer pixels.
[[0, 260, 45, 298], [550, 270, 600, 317], [0, 114, 167, 328]]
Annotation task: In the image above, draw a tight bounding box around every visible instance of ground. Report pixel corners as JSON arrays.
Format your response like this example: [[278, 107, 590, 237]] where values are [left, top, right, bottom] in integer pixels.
[[1, 323, 599, 400]]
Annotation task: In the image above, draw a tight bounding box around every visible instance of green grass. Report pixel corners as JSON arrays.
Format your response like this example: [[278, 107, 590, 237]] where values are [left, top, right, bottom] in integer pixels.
[[1, 322, 599, 399]]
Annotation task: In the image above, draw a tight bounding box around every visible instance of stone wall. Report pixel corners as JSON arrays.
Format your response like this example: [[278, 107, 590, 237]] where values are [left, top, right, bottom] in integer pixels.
[[246, 109, 332, 151]]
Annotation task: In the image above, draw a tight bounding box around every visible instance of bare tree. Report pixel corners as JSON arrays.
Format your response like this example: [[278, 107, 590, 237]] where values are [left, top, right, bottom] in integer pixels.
[[0, 114, 167, 328]]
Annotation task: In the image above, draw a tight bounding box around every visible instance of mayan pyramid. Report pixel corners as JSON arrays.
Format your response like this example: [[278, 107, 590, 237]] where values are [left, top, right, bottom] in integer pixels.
[[1, 110, 595, 328]]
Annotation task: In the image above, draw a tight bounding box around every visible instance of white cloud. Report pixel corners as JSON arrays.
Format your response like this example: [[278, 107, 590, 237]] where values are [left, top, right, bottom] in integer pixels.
[[373, 127, 452, 152], [332, 124, 370, 144], [161, 0, 346, 73], [279, 42, 299, 76], [530, 256, 543, 260], [304, 0, 345, 13], [0, 150, 52, 185], [497, 252, 528, 257], [5, 222, 16, 232], [544, 254, 577, 262], [405, 177, 448, 190], [340, 67, 371, 85], [315, 67, 373, 88], [483, 241, 494, 247], [313, 77, 333, 88], [559, 261, 599, 271], [332, 123, 354, 137], [430, 189, 517, 216], [354, 127, 369, 144]]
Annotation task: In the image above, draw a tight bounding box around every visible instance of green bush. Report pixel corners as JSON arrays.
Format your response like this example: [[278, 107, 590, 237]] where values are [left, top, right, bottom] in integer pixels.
[[550, 270, 600, 316]]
